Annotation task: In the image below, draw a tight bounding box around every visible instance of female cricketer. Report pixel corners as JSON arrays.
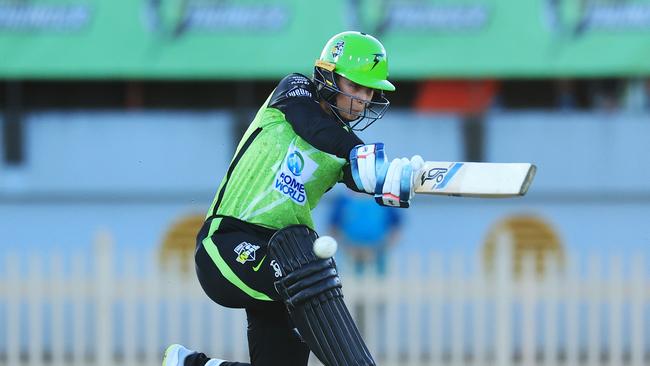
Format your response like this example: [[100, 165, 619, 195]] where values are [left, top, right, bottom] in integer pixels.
[[163, 30, 423, 366]]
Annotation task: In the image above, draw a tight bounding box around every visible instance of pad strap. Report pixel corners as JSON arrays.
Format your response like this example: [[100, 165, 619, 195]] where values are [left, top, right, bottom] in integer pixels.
[[274, 259, 341, 307]]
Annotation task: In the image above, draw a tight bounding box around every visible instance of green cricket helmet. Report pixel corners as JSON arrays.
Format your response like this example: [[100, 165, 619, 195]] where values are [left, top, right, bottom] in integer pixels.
[[314, 31, 394, 131]]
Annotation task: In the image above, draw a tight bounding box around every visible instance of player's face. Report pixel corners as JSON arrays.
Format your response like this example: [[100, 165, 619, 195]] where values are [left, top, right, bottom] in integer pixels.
[[335, 76, 375, 121]]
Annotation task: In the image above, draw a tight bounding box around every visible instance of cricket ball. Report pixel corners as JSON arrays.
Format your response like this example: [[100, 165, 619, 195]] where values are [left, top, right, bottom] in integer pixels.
[[313, 235, 338, 259]]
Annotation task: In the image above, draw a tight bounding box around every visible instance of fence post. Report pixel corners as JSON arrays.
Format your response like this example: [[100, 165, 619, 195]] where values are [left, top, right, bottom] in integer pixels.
[[521, 254, 536, 366], [450, 254, 464, 366], [145, 253, 162, 365], [494, 231, 513, 366], [429, 253, 443, 366], [586, 254, 602, 365], [564, 252, 579, 366], [71, 254, 87, 366], [51, 254, 65, 366], [27, 254, 43, 366], [406, 253, 423, 366], [187, 271, 202, 353], [473, 254, 487, 366], [95, 230, 114, 366], [608, 255, 623, 366], [629, 253, 645, 366], [543, 259, 559, 366], [123, 251, 138, 366], [385, 251, 400, 365], [6, 254, 20, 366]]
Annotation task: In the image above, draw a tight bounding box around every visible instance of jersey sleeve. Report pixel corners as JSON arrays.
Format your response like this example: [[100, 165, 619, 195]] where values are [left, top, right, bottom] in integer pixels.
[[269, 73, 363, 160]]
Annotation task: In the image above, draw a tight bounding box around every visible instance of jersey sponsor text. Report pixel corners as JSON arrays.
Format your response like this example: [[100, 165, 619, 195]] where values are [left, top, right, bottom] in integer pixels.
[[275, 172, 306, 203]]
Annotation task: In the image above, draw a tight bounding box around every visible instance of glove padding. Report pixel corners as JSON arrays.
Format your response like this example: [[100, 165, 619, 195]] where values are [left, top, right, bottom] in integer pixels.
[[374, 155, 424, 208], [349, 143, 387, 194]]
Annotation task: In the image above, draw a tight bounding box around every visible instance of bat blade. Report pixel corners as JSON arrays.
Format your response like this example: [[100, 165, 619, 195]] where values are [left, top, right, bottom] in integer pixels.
[[414, 162, 536, 198]]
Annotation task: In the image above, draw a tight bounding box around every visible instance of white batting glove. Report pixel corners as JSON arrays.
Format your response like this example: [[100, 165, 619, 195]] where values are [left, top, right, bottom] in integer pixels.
[[409, 155, 425, 189], [374, 154, 424, 208], [349, 143, 388, 194]]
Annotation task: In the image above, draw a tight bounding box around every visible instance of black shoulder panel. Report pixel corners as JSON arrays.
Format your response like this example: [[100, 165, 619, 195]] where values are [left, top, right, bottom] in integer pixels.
[[269, 73, 318, 108], [267, 73, 364, 160]]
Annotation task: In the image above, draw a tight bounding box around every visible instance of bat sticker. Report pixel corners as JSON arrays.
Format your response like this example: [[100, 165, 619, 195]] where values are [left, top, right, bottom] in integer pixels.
[[420, 163, 463, 189], [421, 168, 448, 186]]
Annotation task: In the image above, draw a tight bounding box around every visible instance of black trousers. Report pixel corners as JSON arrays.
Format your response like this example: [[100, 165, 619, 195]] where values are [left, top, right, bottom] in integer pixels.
[[191, 216, 310, 366]]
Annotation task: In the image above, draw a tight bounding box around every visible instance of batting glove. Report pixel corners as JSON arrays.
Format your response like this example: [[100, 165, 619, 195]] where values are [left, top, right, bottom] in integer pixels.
[[375, 154, 425, 208], [349, 143, 388, 194]]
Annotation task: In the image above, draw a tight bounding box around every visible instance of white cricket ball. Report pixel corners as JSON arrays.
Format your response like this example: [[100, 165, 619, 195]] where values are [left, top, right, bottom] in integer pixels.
[[313, 236, 338, 259]]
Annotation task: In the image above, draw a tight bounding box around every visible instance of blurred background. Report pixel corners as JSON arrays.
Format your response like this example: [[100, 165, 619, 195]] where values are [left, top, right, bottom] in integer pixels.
[[0, 0, 649, 365]]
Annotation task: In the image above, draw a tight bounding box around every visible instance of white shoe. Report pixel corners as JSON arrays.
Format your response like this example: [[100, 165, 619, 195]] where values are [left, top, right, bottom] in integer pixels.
[[162, 344, 226, 366], [162, 344, 197, 366]]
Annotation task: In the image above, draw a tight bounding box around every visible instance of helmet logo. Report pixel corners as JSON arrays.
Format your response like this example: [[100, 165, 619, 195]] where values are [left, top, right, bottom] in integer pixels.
[[331, 41, 345, 60], [371, 53, 384, 70]]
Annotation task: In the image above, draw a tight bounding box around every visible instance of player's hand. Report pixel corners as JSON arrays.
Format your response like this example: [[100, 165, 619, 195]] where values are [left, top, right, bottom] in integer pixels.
[[350, 144, 424, 207], [349, 143, 387, 194], [410, 155, 424, 181], [375, 154, 424, 208]]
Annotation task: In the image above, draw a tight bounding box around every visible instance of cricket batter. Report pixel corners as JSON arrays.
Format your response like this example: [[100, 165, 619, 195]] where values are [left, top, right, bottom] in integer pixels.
[[163, 31, 423, 366]]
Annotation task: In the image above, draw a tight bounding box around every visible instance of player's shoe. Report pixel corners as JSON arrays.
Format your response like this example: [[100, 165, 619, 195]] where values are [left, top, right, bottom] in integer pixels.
[[162, 344, 196, 366], [162, 344, 226, 366]]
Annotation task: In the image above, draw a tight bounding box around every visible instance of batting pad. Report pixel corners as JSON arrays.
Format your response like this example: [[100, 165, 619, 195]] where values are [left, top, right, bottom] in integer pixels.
[[269, 225, 376, 366]]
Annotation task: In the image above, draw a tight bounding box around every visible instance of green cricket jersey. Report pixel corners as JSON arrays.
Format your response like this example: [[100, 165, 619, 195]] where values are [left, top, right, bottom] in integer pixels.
[[206, 74, 364, 232]]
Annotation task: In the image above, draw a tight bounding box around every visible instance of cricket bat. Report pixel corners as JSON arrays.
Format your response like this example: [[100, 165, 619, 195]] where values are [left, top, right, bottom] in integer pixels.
[[414, 162, 536, 198]]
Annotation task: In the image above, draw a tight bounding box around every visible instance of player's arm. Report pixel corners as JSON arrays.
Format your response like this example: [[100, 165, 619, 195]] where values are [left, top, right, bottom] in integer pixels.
[[269, 74, 363, 159], [268, 74, 426, 205]]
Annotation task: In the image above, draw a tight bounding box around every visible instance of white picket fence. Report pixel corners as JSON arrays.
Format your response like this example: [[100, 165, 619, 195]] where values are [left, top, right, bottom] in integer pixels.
[[0, 233, 649, 366]]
